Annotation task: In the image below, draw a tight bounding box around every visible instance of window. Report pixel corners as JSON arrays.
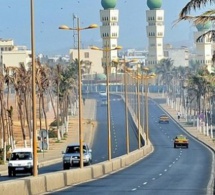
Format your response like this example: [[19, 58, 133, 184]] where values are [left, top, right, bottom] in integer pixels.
[[84, 52, 89, 58]]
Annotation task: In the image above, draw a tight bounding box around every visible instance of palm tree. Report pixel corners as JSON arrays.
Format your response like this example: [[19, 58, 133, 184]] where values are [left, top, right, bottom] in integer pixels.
[[36, 60, 50, 149], [155, 58, 174, 94], [178, 0, 215, 44], [4, 65, 15, 149], [0, 68, 7, 162]]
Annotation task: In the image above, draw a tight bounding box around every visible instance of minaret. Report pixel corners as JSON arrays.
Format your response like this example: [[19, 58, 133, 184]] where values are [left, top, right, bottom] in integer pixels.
[[146, 0, 164, 66], [194, 23, 213, 72], [100, 0, 119, 74]]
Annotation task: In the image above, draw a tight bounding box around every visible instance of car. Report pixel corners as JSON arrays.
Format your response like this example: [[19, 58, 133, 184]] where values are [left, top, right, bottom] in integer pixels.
[[7, 148, 36, 177], [62, 143, 92, 170], [100, 98, 107, 106], [99, 91, 107, 97], [174, 135, 189, 148], [158, 114, 169, 123]]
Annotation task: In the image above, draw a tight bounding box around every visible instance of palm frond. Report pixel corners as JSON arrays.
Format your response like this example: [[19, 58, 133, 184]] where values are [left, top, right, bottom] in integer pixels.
[[179, 0, 214, 18], [196, 30, 215, 42]]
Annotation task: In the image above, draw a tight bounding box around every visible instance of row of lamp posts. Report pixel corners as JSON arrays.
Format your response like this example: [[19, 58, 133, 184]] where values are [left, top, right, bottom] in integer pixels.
[[30, 8, 155, 173]]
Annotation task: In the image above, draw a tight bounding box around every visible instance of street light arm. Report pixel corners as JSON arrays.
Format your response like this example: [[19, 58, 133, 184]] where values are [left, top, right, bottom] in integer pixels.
[[59, 24, 98, 31]]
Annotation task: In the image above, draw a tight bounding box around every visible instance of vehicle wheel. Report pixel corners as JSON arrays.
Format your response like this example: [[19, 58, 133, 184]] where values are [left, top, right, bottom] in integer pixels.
[[63, 164, 70, 170], [8, 169, 12, 177], [12, 170, 16, 177], [186, 145, 189, 149], [30, 168, 33, 175], [174, 144, 176, 148]]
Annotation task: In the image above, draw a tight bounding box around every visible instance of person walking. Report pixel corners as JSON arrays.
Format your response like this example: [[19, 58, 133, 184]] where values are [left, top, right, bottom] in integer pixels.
[[177, 111, 181, 121]]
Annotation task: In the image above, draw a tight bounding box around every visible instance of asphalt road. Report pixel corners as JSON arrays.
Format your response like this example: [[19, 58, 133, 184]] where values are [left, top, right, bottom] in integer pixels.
[[0, 94, 139, 182], [47, 97, 214, 195]]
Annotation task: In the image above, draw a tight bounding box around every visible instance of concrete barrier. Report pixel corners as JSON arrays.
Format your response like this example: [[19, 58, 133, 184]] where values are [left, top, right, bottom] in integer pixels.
[[65, 167, 92, 185], [45, 172, 66, 192], [0, 145, 153, 195]]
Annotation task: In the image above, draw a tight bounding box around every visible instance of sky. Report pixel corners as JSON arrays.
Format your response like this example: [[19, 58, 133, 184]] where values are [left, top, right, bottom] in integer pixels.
[[0, 0, 212, 56]]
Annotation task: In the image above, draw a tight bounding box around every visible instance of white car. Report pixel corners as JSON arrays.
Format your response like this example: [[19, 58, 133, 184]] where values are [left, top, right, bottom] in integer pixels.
[[8, 148, 36, 176], [99, 91, 107, 97]]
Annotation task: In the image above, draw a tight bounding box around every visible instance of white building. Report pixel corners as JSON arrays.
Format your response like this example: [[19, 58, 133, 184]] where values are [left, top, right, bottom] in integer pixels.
[[146, 0, 164, 66], [0, 39, 32, 70], [164, 44, 189, 67], [194, 23, 213, 72], [100, 0, 119, 74], [69, 48, 103, 74]]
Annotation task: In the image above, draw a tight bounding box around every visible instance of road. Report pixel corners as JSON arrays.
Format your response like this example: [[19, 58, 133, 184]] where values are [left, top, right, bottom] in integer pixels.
[[47, 97, 214, 195], [0, 94, 139, 182]]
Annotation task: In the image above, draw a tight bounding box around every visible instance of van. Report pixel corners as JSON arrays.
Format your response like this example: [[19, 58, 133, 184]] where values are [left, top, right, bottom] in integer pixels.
[[8, 148, 35, 177]]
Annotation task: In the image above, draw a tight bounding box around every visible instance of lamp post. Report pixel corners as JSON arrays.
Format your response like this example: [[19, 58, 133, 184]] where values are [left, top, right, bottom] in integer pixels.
[[91, 46, 122, 160], [113, 58, 136, 154], [142, 67, 155, 145], [59, 18, 97, 168], [30, 0, 38, 176]]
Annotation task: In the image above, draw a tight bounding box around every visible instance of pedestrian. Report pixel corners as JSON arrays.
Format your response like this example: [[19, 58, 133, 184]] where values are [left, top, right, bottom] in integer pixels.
[[83, 97, 86, 105], [177, 111, 181, 121]]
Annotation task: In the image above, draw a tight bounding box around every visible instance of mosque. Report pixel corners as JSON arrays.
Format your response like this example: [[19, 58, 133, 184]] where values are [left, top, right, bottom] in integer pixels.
[[99, 0, 213, 72]]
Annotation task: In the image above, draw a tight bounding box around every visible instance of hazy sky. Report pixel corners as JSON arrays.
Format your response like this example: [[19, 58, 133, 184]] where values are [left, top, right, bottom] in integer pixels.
[[0, 0, 212, 55]]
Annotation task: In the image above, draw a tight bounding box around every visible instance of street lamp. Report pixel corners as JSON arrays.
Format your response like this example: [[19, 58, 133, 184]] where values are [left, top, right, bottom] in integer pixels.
[[113, 58, 137, 154], [142, 67, 156, 145], [91, 45, 122, 160], [59, 18, 97, 168], [30, 0, 38, 176]]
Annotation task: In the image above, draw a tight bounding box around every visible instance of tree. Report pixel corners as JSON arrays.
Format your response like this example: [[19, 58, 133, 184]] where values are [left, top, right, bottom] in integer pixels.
[[178, 0, 215, 43], [155, 58, 174, 94]]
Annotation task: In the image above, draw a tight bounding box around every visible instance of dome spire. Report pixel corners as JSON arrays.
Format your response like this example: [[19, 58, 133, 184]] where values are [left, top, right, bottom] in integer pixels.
[[101, 0, 117, 10], [147, 0, 162, 10]]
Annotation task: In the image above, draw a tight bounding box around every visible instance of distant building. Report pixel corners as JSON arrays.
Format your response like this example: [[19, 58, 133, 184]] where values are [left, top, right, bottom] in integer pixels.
[[194, 23, 213, 72], [146, 0, 164, 66], [69, 48, 103, 74], [100, 0, 119, 74], [164, 44, 189, 67], [1, 39, 31, 70]]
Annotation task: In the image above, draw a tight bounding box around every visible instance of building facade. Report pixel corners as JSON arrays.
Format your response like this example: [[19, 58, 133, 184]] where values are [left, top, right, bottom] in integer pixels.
[[69, 48, 103, 74], [146, 0, 164, 66], [100, 0, 119, 74], [194, 23, 213, 72], [0, 39, 32, 70]]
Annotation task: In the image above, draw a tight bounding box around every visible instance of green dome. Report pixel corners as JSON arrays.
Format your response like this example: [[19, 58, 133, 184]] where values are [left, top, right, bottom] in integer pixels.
[[101, 0, 117, 10], [196, 22, 211, 31], [147, 0, 162, 10]]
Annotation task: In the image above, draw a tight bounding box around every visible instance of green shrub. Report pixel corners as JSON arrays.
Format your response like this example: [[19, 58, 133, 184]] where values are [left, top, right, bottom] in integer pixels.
[[48, 130, 57, 138], [50, 119, 63, 127]]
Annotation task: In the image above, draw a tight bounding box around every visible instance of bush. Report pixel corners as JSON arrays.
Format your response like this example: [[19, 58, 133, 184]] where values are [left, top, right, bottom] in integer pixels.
[[0, 145, 11, 164], [48, 129, 57, 138], [50, 119, 63, 127]]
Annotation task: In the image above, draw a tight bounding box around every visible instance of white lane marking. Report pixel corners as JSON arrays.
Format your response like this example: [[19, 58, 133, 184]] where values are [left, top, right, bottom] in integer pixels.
[[164, 169, 167, 172], [152, 178, 156, 180], [143, 182, 147, 185], [159, 173, 162, 176], [132, 188, 137, 191]]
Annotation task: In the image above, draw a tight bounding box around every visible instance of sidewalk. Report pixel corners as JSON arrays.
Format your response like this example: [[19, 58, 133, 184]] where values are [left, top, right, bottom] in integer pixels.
[[0, 98, 97, 175], [150, 93, 215, 151]]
